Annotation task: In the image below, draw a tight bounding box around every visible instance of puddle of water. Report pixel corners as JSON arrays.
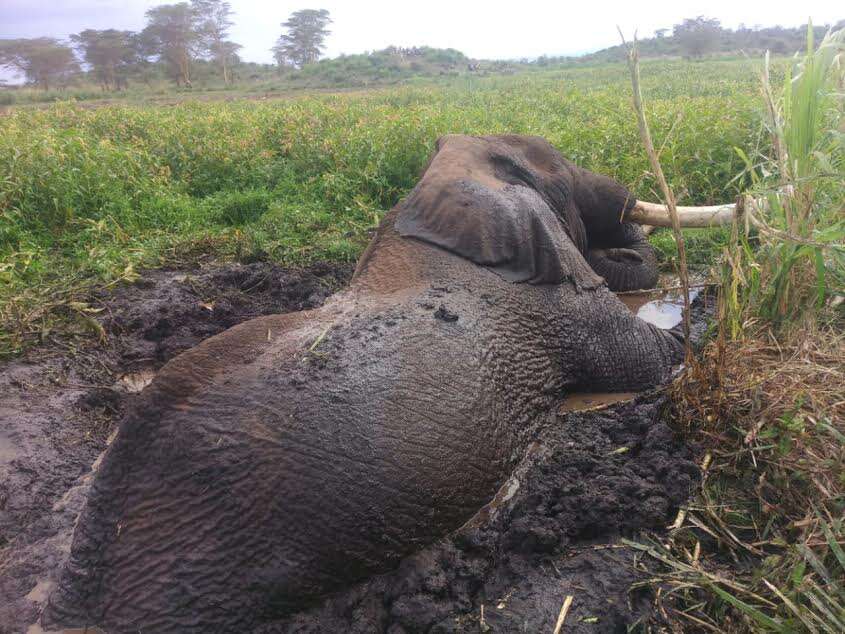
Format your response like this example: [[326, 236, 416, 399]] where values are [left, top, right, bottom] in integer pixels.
[[617, 278, 701, 330], [635, 287, 701, 330], [559, 392, 638, 413], [25, 580, 52, 604], [618, 292, 656, 314], [27, 625, 104, 634], [117, 369, 156, 393]]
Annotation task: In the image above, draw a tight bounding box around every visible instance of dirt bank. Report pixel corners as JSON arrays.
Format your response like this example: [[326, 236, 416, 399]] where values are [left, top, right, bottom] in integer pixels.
[[0, 263, 707, 633]]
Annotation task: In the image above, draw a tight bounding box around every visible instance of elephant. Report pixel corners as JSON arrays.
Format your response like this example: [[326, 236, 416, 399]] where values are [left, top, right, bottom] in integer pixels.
[[44, 134, 683, 632]]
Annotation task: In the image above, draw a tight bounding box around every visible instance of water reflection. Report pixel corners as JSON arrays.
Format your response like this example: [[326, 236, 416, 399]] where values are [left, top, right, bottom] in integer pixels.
[[618, 279, 701, 330]]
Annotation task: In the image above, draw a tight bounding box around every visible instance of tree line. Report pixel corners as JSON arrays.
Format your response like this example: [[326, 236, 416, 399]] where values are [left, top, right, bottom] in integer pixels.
[[3, 10, 840, 92], [584, 17, 844, 64], [0, 3, 331, 91]]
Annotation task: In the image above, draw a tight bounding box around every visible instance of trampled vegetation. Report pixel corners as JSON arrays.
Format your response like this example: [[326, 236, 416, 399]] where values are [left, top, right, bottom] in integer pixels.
[[0, 58, 762, 356], [646, 29, 845, 633]]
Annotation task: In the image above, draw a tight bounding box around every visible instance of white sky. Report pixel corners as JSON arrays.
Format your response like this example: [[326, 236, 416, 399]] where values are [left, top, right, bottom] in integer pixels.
[[1, 0, 842, 79]]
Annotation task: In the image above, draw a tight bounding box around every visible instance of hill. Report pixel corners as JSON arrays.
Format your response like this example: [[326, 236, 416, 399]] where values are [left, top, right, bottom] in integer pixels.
[[537, 22, 843, 66]]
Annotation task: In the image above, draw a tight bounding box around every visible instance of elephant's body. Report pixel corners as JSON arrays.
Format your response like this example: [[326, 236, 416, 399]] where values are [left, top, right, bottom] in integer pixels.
[[45, 136, 682, 632]]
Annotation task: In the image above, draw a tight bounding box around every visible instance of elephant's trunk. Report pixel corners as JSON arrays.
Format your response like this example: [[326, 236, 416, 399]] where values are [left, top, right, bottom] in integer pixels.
[[587, 222, 658, 292], [627, 200, 739, 228]]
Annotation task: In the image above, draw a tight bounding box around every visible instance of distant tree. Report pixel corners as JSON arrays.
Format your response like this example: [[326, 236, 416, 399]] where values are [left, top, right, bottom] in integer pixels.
[[0, 38, 79, 90], [271, 47, 295, 71], [191, 0, 240, 84], [673, 16, 723, 58], [141, 3, 202, 86], [654, 28, 669, 39], [70, 29, 139, 91], [272, 9, 331, 69]]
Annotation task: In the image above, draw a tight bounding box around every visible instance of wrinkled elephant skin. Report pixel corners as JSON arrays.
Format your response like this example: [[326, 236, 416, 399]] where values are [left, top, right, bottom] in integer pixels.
[[44, 135, 683, 632]]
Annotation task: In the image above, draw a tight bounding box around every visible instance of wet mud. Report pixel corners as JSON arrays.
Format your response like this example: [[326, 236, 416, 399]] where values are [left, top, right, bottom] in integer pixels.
[[98, 260, 352, 365], [0, 265, 710, 633], [0, 262, 353, 634]]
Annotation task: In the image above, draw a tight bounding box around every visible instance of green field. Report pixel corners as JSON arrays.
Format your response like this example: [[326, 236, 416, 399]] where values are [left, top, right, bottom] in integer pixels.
[[0, 58, 767, 355]]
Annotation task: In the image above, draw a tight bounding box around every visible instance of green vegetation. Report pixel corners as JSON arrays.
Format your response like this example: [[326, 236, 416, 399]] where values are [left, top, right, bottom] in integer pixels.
[[643, 27, 844, 633], [576, 21, 841, 64], [0, 58, 765, 356], [5, 12, 835, 106], [0, 47, 481, 106]]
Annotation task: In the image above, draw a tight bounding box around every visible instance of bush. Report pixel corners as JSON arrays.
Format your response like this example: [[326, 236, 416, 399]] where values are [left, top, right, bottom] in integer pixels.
[[202, 189, 275, 225]]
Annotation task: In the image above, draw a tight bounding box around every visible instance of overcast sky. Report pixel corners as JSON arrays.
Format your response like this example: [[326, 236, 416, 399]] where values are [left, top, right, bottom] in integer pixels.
[[1, 0, 842, 79]]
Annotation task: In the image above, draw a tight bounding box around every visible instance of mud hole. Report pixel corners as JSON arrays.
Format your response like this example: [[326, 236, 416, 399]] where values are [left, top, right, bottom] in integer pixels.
[[0, 265, 709, 633]]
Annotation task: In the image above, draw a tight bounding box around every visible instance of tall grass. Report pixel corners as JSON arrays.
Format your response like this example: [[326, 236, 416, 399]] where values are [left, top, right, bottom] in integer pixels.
[[654, 26, 845, 633], [727, 26, 845, 329], [0, 60, 762, 357]]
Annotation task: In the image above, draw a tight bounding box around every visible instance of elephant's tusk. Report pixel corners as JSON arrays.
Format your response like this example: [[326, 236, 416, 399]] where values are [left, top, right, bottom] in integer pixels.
[[628, 199, 740, 228]]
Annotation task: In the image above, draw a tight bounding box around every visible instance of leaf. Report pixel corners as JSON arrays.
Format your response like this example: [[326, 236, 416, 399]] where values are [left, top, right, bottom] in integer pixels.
[[762, 578, 819, 634], [790, 560, 806, 587], [798, 544, 833, 585], [813, 249, 826, 306], [819, 521, 845, 574], [708, 583, 788, 632]]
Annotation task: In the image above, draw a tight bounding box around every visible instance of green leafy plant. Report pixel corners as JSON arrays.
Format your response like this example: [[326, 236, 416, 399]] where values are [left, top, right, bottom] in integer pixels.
[[728, 25, 845, 328]]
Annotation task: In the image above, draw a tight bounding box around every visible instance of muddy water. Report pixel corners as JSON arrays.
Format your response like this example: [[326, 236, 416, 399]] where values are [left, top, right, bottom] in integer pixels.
[[116, 369, 156, 393], [618, 279, 702, 330], [559, 391, 639, 412]]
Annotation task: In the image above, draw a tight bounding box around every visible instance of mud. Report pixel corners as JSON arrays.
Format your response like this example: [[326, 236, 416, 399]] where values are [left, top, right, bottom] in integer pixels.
[[97, 261, 352, 365], [0, 265, 709, 633], [0, 262, 353, 634]]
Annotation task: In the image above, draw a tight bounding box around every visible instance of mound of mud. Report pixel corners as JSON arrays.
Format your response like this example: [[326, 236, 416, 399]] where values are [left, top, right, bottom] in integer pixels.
[[99, 261, 353, 365], [260, 396, 697, 633]]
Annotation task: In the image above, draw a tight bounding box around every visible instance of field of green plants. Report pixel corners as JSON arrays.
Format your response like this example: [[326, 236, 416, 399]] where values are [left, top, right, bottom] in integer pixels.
[[0, 58, 767, 356], [2, 40, 844, 632]]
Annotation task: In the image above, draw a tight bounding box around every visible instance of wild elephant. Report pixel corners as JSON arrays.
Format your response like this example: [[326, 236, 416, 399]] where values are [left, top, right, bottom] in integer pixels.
[[44, 134, 684, 632]]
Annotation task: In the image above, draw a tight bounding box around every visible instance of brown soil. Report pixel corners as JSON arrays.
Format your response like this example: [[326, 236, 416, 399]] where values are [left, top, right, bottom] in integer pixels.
[[0, 263, 708, 633]]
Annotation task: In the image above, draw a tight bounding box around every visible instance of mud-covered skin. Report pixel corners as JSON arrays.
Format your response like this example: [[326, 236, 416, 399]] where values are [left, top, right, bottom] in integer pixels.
[[395, 134, 658, 292], [587, 222, 659, 292], [45, 135, 684, 631]]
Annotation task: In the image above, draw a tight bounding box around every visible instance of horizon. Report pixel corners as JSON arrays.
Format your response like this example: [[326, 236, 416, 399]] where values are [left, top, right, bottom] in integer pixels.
[[1, 0, 842, 84]]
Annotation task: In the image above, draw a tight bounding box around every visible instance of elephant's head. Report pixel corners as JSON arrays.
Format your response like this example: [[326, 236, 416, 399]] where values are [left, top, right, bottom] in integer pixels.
[[394, 134, 658, 292]]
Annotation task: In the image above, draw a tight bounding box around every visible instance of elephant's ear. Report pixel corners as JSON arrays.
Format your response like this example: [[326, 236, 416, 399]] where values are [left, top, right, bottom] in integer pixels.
[[394, 178, 603, 289]]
